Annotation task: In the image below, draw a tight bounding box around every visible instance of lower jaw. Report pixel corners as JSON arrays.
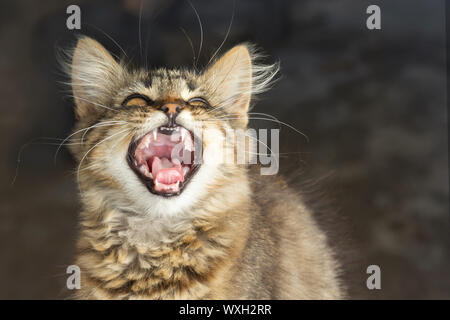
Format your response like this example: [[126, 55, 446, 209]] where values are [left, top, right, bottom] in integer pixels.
[[132, 164, 200, 197], [145, 180, 182, 197]]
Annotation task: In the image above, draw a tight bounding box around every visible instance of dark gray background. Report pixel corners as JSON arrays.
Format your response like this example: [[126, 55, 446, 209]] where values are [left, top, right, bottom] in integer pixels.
[[0, 0, 448, 299]]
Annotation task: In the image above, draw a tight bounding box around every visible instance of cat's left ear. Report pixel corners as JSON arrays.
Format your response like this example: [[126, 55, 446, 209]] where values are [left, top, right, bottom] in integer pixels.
[[201, 45, 253, 127], [202, 44, 278, 127], [69, 36, 123, 119]]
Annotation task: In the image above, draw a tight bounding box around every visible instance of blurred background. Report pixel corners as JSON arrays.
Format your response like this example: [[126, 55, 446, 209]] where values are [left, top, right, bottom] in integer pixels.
[[0, 0, 448, 299]]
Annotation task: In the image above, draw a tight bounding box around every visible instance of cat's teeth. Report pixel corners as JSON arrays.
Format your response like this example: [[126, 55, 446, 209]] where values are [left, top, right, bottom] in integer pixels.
[[153, 129, 158, 140], [139, 164, 150, 177], [181, 130, 186, 142], [154, 179, 180, 189]]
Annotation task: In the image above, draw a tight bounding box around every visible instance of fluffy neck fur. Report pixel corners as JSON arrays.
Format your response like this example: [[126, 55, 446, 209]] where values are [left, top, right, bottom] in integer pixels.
[[76, 165, 253, 299], [67, 37, 344, 299]]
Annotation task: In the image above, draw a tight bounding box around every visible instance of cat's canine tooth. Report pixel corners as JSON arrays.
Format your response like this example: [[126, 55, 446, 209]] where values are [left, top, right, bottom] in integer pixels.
[[181, 130, 186, 142], [153, 129, 158, 140], [139, 164, 149, 176]]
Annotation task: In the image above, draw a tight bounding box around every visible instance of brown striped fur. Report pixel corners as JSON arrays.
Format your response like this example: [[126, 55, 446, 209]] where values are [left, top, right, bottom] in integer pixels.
[[65, 37, 344, 299]]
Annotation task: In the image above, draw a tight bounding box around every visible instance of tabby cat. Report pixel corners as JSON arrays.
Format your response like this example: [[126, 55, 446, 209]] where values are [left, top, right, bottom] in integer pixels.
[[65, 36, 344, 299]]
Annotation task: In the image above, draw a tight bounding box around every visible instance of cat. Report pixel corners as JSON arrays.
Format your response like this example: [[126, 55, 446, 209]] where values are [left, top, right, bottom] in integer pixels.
[[64, 36, 344, 299]]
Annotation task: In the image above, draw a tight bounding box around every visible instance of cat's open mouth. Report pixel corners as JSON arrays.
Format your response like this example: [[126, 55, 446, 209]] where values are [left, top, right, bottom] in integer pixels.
[[127, 125, 200, 197]]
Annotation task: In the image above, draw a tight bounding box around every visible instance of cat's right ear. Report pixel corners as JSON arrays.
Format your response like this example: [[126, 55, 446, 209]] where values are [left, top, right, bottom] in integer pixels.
[[69, 37, 122, 119]]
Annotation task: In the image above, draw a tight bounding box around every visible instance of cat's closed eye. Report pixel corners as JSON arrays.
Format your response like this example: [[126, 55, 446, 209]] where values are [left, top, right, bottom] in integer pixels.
[[188, 97, 210, 108], [122, 94, 153, 107]]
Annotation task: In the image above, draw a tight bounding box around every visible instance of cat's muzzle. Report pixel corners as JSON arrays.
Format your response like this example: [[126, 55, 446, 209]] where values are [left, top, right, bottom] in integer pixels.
[[127, 124, 200, 197]]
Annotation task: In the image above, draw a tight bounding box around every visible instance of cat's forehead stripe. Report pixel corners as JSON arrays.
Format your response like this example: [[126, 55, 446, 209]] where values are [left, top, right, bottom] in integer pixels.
[[143, 71, 197, 91], [143, 75, 152, 87]]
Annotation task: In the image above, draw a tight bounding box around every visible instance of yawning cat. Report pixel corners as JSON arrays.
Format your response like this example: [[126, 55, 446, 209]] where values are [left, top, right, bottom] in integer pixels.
[[65, 36, 344, 299]]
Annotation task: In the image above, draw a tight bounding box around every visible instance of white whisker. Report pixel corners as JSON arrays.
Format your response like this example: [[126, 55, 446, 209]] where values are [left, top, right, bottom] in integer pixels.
[[188, 0, 203, 68], [200, 116, 309, 142], [138, 0, 144, 64], [11, 137, 82, 186], [77, 128, 130, 188], [246, 134, 279, 168], [54, 120, 127, 164], [80, 121, 128, 143], [207, 0, 235, 66], [85, 23, 128, 59], [180, 27, 197, 70], [69, 95, 115, 112]]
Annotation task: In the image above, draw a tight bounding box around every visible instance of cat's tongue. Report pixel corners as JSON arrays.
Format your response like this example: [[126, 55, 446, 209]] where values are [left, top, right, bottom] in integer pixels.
[[151, 157, 184, 193]]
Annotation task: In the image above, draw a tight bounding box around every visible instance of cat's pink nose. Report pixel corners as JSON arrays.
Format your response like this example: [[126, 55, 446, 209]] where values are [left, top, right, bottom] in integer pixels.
[[161, 103, 181, 116], [161, 103, 182, 126]]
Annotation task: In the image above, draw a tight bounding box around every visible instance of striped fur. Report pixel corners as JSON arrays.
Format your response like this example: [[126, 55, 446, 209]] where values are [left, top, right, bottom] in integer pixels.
[[65, 37, 344, 299]]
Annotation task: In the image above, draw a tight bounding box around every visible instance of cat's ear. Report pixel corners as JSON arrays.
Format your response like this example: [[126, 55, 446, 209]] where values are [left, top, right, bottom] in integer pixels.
[[202, 44, 278, 127], [69, 37, 122, 119], [202, 45, 252, 126]]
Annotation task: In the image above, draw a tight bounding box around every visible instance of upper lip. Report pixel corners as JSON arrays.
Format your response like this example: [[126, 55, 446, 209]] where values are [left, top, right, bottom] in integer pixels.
[[127, 124, 201, 197]]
